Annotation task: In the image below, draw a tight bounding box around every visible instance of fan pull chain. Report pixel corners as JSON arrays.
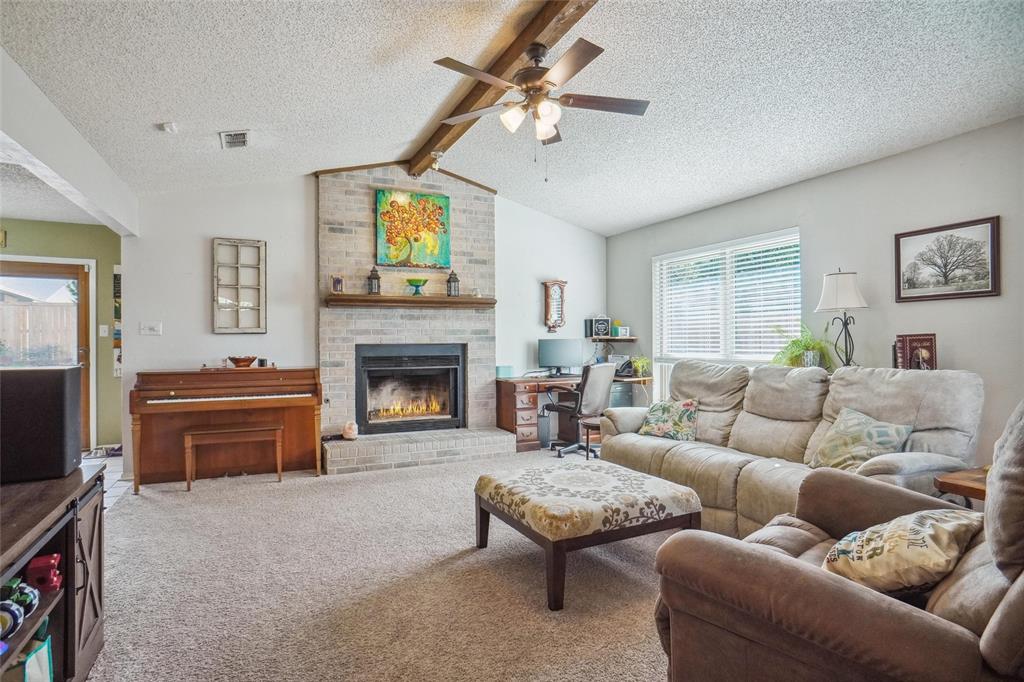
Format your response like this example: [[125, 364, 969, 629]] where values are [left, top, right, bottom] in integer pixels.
[[544, 145, 549, 183]]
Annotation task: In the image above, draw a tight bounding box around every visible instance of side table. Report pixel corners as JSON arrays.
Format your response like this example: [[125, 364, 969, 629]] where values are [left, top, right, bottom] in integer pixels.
[[934, 467, 988, 508]]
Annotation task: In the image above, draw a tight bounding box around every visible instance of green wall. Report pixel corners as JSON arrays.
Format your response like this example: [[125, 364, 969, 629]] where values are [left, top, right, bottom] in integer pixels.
[[1, 218, 122, 445]]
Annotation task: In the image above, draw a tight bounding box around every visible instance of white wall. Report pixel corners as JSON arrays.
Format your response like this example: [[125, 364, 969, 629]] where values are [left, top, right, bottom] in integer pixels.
[[607, 117, 1023, 461], [495, 196, 607, 374], [121, 176, 317, 474], [1, 47, 138, 236]]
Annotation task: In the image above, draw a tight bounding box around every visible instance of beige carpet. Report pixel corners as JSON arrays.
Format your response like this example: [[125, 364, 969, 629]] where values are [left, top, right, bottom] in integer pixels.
[[91, 452, 674, 681]]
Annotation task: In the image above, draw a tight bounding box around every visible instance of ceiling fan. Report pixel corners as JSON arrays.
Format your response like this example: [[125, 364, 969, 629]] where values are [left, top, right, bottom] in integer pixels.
[[435, 38, 650, 145]]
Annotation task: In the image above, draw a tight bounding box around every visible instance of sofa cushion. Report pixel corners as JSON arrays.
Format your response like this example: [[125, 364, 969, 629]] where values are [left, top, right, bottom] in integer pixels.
[[822, 509, 984, 593], [927, 531, 1013, 637], [743, 513, 835, 566], [804, 366, 984, 463], [659, 441, 757, 537], [727, 365, 827, 462], [669, 360, 749, 447], [986, 399, 1024, 580], [736, 458, 812, 533], [810, 407, 913, 472], [638, 398, 698, 440], [599, 433, 686, 477]]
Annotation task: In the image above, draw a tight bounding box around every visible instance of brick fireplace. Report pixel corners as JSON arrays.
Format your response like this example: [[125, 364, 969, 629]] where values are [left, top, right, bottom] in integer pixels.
[[317, 164, 514, 474]]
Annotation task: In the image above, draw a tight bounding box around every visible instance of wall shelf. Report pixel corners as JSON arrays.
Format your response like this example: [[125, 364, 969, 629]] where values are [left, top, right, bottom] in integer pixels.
[[324, 294, 496, 309], [588, 336, 637, 342]]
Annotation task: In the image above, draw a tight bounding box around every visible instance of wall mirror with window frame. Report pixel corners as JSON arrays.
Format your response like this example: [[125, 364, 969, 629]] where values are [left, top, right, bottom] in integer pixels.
[[212, 237, 267, 334]]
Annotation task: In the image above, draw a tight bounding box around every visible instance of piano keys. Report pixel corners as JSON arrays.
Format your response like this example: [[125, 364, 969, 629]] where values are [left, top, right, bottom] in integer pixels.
[[129, 367, 322, 493]]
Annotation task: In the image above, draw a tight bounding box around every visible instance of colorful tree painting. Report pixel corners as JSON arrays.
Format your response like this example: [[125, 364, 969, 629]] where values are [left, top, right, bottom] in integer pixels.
[[375, 190, 451, 269]]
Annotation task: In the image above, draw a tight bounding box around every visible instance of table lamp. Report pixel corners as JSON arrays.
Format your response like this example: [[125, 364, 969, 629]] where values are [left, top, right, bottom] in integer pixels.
[[815, 269, 868, 366]]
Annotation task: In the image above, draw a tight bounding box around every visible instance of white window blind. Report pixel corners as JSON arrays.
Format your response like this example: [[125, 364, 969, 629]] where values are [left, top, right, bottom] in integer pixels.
[[653, 228, 801, 365]]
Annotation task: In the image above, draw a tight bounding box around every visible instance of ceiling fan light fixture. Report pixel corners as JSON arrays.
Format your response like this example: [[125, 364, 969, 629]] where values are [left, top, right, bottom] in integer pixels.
[[534, 119, 557, 141], [536, 100, 562, 125], [499, 104, 527, 133]]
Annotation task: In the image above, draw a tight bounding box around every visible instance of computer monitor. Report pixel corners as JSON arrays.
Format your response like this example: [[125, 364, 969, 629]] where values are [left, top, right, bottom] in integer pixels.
[[537, 338, 586, 376]]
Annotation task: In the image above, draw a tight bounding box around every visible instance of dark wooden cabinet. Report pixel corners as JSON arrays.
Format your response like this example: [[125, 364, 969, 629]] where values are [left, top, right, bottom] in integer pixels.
[[73, 484, 104, 681], [0, 464, 105, 681]]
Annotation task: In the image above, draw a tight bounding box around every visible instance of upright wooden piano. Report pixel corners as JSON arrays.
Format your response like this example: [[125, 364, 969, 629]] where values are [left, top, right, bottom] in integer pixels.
[[129, 367, 322, 493]]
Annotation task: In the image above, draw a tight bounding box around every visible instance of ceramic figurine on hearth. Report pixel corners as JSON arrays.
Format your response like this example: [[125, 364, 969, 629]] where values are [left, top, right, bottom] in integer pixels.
[[342, 421, 358, 440]]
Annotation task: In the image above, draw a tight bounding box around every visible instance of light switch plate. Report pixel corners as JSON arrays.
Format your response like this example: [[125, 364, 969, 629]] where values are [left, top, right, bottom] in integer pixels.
[[99, 324, 109, 337], [139, 321, 163, 336]]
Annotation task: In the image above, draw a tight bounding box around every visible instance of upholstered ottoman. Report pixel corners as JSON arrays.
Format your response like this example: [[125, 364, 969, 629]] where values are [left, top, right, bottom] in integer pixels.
[[474, 460, 701, 610]]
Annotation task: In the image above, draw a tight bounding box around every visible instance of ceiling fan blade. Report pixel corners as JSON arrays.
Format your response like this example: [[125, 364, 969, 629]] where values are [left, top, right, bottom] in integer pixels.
[[558, 93, 650, 116], [541, 126, 562, 146], [543, 38, 604, 88], [434, 58, 517, 91], [441, 102, 514, 126]]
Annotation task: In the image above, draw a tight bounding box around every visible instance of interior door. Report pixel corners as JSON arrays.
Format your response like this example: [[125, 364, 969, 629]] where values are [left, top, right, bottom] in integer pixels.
[[0, 260, 91, 449]]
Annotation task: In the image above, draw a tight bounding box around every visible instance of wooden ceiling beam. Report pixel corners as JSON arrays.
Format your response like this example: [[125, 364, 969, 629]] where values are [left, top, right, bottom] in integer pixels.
[[407, 0, 597, 178]]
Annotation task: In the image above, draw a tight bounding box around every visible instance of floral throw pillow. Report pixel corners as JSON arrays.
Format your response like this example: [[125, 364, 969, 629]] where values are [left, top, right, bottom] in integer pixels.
[[810, 407, 913, 471], [822, 509, 984, 593], [638, 399, 698, 441]]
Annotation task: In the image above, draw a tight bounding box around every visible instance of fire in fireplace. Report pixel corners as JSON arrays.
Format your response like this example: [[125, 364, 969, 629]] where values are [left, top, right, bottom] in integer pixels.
[[355, 344, 466, 434]]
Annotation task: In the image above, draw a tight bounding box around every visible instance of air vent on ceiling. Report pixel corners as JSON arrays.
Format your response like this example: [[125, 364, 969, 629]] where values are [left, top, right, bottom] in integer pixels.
[[218, 130, 249, 149]]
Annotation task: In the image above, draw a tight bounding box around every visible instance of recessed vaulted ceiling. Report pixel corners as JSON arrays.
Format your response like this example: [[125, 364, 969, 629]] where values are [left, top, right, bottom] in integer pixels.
[[2, 1, 1022, 235]]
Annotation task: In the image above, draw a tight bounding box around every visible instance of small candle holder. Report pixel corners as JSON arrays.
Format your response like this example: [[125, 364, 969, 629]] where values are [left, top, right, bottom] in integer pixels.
[[367, 266, 381, 295], [446, 271, 460, 297]]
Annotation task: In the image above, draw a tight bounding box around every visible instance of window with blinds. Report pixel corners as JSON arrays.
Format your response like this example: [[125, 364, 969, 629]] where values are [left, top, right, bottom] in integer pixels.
[[652, 228, 800, 365]]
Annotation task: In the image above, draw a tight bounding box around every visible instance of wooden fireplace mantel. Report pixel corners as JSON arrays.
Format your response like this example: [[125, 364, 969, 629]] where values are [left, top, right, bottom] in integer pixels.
[[324, 294, 497, 309]]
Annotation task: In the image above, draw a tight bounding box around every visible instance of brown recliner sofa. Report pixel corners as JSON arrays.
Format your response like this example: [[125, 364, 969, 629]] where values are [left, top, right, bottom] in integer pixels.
[[654, 399, 1024, 681]]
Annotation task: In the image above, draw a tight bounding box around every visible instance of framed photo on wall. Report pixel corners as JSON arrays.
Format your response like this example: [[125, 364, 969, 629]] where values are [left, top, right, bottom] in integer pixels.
[[894, 216, 1000, 303]]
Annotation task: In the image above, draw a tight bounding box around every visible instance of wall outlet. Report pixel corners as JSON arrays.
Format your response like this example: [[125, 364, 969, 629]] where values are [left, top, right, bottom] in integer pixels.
[[99, 324, 109, 337], [139, 321, 163, 336]]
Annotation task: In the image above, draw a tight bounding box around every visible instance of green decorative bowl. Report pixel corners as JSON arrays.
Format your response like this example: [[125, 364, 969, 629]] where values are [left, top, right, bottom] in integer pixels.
[[406, 278, 428, 296]]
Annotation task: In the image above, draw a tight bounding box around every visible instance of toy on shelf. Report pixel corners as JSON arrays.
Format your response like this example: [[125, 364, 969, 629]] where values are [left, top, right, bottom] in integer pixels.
[[25, 554, 62, 594]]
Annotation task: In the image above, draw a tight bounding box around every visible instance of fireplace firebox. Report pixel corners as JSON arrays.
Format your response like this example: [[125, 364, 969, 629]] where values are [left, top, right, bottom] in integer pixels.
[[355, 344, 466, 434]]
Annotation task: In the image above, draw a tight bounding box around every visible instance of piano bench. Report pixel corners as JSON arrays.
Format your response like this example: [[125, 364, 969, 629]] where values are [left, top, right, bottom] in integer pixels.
[[183, 423, 284, 491]]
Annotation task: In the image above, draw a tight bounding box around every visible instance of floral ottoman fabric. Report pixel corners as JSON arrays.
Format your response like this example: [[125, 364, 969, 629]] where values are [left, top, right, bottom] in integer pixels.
[[475, 460, 701, 541]]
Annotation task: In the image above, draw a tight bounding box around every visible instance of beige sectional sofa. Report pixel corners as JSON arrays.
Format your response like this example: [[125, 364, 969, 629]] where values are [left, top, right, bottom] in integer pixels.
[[600, 359, 984, 537]]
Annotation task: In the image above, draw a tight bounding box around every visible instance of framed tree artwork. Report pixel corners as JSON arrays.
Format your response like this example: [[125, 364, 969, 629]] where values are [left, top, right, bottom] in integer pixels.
[[895, 216, 1000, 302], [375, 189, 451, 269]]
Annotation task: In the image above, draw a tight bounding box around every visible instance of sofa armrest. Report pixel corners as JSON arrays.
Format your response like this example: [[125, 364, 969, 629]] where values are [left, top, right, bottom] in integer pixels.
[[656, 531, 985, 681], [795, 468, 961, 539], [855, 452, 968, 477], [600, 407, 648, 437]]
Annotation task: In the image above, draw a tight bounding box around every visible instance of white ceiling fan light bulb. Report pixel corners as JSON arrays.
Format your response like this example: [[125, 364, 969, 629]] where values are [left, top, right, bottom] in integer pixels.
[[536, 100, 562, 125], [534, 119, 557, 141], [499, 105, 527, 133]]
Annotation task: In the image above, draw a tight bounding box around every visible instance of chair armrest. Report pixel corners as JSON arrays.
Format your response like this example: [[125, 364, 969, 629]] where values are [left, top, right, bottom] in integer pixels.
[[656, 531, 985, 681], [543, 389, 580, 415], [856, 452, 968, 477], [601, 407, 648, 436], [795, 468, 962, 539]]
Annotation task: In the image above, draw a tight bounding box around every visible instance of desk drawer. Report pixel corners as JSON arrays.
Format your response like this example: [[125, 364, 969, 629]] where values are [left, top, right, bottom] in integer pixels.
[[516, 409, 537, 426], [515, 393, 538, 409], [516, 425, 538, 442], [515, 383, 539, 394]]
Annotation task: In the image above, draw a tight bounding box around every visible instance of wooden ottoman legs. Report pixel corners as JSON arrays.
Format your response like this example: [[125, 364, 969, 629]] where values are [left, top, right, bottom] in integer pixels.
[[476, 496, 490, 549], [544, 542, 567, 611]]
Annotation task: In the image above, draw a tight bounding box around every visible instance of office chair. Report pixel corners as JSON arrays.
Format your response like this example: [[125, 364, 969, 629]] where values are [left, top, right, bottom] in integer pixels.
[[542, 362, 616, 458]]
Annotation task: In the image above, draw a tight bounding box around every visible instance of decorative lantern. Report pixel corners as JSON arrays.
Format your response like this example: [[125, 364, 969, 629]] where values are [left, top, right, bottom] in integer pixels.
[[367, 266, 381, 295], [446, 271, 460, 297]]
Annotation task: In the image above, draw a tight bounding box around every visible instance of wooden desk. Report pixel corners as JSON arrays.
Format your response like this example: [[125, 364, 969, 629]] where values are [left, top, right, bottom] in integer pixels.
[[496, 376, 652, 452], [935, 467, 988, 502]]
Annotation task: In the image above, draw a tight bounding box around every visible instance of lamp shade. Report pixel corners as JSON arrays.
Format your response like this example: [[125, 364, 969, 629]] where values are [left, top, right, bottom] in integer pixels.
[[815, 271, 868, 312]]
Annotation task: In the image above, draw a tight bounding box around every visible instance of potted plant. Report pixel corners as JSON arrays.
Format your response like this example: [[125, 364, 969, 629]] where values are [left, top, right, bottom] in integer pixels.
[[771, 324, 836, 372], [630, 355, 652, 377]]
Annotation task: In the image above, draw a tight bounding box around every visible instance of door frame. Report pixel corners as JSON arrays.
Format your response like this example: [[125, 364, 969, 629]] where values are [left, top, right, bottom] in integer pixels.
[[0, 254, 98, 450]]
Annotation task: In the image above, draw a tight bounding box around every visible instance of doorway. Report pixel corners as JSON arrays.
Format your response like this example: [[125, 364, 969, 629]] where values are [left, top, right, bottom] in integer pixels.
[[0, 259, 94, 450]]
